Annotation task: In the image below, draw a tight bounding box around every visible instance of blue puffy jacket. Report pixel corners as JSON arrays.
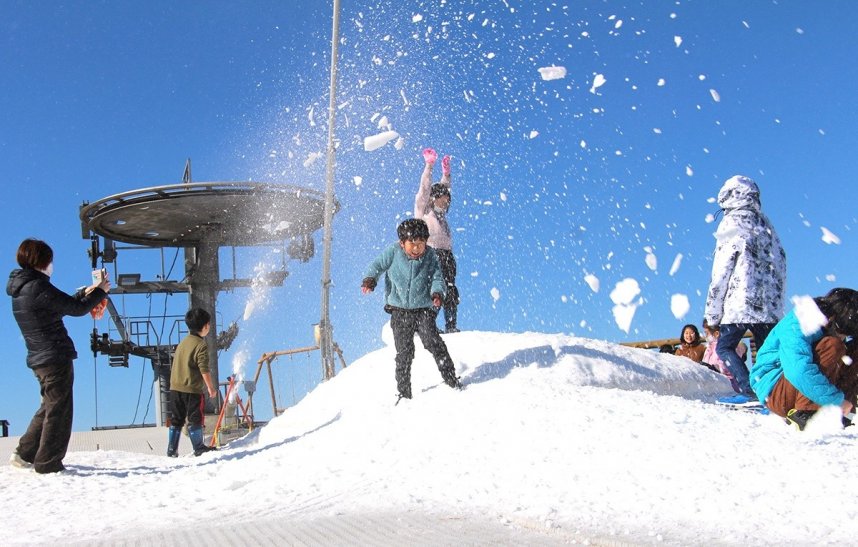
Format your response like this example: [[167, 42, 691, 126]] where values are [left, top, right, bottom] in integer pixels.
[[750, 309, 844, 406], [363, 243, 445, 310]]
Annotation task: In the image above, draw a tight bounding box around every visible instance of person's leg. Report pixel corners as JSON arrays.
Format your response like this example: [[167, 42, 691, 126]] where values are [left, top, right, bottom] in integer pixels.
[[792, 336, 847, 412], [748, 323, 776, 366], [436, 250, 460, 332], [391, 310, 418, 399], [32, 363, 74, 474], [716, 324, 753, 396], [416, 310, 460, 389], [167, 390, 186, 457], [186, 393, 212, 455], [765, 336, 847, 419], [16, 368, 50, 464]]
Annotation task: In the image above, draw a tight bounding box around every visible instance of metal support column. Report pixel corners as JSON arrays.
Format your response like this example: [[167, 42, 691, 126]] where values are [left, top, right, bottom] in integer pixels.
[[320, 0, 342, 381]]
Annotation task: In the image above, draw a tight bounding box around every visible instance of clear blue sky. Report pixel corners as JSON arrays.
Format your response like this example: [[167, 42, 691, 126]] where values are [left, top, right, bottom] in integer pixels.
[[2, 1, 856, 434]]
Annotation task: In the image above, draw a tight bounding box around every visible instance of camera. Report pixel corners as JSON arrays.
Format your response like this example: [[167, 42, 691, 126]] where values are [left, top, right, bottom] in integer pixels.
[[92, 268, 107, 284]]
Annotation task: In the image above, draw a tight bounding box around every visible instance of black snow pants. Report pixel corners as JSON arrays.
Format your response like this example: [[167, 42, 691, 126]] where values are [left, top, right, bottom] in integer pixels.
[[390, 308, 458, 398]]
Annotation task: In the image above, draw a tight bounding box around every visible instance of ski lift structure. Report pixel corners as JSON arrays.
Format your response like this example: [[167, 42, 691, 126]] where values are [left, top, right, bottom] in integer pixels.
[[79, 160, 344, 429]]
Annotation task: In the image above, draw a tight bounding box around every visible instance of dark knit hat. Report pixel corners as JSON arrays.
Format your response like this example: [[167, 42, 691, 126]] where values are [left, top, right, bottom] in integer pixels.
[[397, 218, 430, 241], [430, 183, 450, 200]]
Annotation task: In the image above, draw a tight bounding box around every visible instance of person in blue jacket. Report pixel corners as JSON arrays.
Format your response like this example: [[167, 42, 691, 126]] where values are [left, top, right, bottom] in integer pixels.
[[750, 288, 858, 430], [361, 218, 461, 402]]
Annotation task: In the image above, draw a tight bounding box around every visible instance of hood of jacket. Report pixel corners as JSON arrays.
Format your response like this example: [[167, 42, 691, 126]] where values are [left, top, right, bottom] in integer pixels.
[[6, 267, 44, 297], [717, 175, 761, 212]]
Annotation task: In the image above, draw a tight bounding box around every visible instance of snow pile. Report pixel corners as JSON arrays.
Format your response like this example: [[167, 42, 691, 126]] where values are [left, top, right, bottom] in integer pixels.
[[5, 330, 858, 546]]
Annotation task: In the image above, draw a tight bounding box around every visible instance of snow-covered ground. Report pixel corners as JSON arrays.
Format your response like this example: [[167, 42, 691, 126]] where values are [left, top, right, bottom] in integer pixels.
[[3, 328, 857, 546]]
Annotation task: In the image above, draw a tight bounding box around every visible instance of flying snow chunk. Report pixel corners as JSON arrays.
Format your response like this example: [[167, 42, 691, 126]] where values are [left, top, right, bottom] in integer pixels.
[[412, 14, 423, 23], [709, 89, 721, 102], [529, 130, 539, 139], [686, 165, 694, 176], [644, 250, 657, 271], [674, 36, 682, 47], [589, 74, 606, 94], [538, 66, 567, 81], [353, 176, 363, 187], [610, 278, 641, 333], [657, 78, 666, 87], [669, 253, 683, 276], [793, 295, 828, 335], [584, 274, 600, 293], [490, 287, 501, 302], [821, 226, 841, 244], [363, 130, 400, 152], [303, 152, 323, 168], [231, 349, 250, 383], [394, 136, 405, 150], [671, 294, 690, 320]]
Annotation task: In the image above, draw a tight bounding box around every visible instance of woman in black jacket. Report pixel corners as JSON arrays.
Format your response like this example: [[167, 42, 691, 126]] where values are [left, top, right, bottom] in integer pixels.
[[6, 238, 110, 473]]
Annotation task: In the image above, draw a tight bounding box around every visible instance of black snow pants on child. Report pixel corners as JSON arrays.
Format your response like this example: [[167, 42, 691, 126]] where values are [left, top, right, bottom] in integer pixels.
[[390, 308, 459, 398]]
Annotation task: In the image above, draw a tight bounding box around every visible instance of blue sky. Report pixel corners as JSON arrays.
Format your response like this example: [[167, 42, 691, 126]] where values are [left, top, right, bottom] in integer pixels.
[[2, 1, 856, 434]]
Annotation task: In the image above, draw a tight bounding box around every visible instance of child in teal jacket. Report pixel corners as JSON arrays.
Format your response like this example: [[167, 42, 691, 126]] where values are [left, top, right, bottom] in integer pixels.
[[750, 288, 858, 430], [362, 219, 461, 402]]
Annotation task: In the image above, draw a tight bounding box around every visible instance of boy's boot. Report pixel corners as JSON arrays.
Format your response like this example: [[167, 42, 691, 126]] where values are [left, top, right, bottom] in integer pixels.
[[439, 358, 462, 390], [188, 425, 216, 456], [166, 426, 181, 457], [785, 408, 815, 431]]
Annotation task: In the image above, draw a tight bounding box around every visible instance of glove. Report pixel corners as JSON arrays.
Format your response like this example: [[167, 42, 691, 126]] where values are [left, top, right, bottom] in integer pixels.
[[441, 155, 451, 176], [423, 148, 437, 164], [431, 292, 443, 307], [361, 277, 377, 291]]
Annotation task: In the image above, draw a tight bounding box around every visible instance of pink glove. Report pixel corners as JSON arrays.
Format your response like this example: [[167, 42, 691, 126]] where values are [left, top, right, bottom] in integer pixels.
[[423, 148, 437, 165], [441, 155, 451, 176]]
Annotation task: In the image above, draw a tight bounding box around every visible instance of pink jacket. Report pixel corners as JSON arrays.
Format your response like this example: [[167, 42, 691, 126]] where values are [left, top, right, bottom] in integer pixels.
[[703, 339, 747, 377], [414, 163, 453, 251]]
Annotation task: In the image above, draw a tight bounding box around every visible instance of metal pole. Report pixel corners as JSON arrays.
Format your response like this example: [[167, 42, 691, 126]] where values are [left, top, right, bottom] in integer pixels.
[[319, 0, 341, 381]]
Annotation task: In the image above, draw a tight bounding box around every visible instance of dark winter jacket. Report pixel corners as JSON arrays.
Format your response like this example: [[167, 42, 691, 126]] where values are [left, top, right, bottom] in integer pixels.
[[6, 268, 107, 369], [363, 243, 446, 310], [704, 176, 787, 326]]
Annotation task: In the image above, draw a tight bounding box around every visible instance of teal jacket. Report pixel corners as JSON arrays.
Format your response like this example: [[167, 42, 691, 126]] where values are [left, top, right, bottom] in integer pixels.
[[749, 309, 844, 406], [363, 243, 446, 310]]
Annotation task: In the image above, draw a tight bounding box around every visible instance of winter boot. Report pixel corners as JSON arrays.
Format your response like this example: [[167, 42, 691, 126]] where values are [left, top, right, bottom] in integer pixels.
[[423, 148, 437, 165], [166, 426, 181, 457], [441, 155, 451, 176], [785, 408, 815, 431], [188, 425, 216, 456]]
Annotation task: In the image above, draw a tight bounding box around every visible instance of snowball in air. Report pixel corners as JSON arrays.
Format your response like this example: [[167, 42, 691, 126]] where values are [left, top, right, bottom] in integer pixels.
[[364, 130, 400, 151], [537, 66, 567, 81]]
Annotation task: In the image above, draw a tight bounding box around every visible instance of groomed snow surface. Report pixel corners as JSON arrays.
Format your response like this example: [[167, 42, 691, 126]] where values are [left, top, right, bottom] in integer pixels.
[[3, 329, 858, 546]]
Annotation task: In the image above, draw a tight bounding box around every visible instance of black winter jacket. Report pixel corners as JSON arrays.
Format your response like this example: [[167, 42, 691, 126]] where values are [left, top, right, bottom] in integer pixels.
[[6, 268, 107, 369]]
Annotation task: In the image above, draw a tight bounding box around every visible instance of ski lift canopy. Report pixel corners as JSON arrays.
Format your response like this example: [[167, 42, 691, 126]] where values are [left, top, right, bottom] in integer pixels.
[[80, 182, 335, 247]]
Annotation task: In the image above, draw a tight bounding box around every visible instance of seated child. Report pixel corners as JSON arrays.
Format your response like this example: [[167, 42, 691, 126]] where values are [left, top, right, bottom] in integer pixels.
[[750, 288, 858, 430], [674, 324, 708, 365], [361, 218, 462, 402]]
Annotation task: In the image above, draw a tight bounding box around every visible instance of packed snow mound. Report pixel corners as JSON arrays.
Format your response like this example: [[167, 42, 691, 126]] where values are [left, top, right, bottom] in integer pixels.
[[251, 329, 732, 447]]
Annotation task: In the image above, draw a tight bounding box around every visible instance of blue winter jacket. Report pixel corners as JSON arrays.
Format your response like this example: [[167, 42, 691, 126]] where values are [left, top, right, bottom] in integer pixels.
[[749, 309, 844, 406], [363, 243, 445, 310]]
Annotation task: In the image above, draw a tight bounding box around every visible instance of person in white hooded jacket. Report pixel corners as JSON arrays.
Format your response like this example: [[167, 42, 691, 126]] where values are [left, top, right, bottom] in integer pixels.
[[704, 175, 786, 405]]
